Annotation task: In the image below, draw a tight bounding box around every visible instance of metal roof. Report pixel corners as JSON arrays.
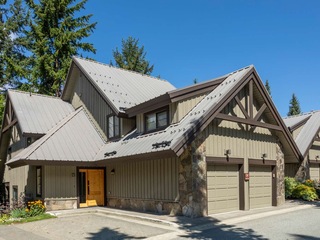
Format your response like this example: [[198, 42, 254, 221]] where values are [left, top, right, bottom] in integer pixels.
[[282, 112, 311, 129], [72, 57, 176, 112], [283, 111, 320, 157], [9, 90, 74, 135], [94, 66, 253, 161], [7, 108, 105, 167]]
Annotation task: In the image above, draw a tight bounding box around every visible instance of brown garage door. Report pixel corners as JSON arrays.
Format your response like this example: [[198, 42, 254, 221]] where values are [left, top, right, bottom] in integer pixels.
[[249, 165, 272, 209], [310, 163, 320, 180], [207, 164, 239, 214]]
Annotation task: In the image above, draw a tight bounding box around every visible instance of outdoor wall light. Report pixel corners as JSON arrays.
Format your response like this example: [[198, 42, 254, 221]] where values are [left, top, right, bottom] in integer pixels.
[[316, 155, 319, 160], [110, 168, 115, 175], [261, 153, 268, 159], [224, 149, 231, 156]]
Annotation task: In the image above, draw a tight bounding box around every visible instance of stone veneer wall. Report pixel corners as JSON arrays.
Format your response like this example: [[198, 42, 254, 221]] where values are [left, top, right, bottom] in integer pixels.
[[276, 140, 285, 205], [295, 157, 310, 181], [45, 198, 77, 211], [178, 132, 207, 218]]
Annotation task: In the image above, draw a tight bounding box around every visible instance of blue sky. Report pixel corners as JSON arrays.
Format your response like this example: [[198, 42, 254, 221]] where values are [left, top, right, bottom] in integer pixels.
[[83, 0, 319, 116]]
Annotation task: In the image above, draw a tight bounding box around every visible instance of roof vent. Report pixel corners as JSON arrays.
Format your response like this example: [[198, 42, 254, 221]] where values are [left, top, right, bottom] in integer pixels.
[[152, 140, 171, 149]]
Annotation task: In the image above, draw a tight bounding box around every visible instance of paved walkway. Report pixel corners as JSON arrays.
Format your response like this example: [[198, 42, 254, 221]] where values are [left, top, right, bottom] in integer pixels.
[[0, 200, 318, 240]]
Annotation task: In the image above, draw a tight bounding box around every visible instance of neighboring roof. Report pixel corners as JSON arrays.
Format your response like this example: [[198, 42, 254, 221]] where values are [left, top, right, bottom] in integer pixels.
[[283, 113, 311, 129], [63, 56, 176, 114], [283, 111, 320, 158], [7, 107, 106, 167], [8, 90, 74, 135]]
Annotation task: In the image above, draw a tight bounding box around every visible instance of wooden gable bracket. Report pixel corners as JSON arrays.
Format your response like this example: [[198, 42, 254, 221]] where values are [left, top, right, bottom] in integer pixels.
[[216, 79, 282, 132], [2, 100, 18, 133]]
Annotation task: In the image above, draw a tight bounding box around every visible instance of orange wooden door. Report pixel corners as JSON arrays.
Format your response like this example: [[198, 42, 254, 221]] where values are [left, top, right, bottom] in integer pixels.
[[87, 169, 105, 206]]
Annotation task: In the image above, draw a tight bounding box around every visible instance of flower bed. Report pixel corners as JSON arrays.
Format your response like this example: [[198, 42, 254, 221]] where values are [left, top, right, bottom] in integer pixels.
[[285, 177, 319, 201]]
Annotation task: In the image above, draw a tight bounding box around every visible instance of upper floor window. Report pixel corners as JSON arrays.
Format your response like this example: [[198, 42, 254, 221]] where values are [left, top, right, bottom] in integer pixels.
[[145, 109, 168, 132], [108, 115, 120, 139]]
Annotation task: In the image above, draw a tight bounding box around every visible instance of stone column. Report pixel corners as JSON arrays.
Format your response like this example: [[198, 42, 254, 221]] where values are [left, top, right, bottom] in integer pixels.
[[178, 133, 207, 218], [276, 140, 285, 205]]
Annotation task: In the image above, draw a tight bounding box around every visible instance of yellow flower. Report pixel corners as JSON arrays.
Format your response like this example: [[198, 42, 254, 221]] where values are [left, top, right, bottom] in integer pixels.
[[25, 208, 29, 212]]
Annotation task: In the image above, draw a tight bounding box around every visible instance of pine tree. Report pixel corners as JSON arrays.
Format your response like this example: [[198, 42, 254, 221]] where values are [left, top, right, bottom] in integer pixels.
[[26, 0, 96, 96], [111, 37, 154, 75], [287, 93, 301, 116], [0, 0, 29, 87], [265, 79, 271, 97]]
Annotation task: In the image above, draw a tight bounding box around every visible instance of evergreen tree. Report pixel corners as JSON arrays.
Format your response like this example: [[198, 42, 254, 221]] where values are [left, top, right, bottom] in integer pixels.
[[287, 93, 301, 116], [26, 0, 96, 96], [111, 37, 154, 75], [265, 79, 271, 97], [0, 0, 29, 87]]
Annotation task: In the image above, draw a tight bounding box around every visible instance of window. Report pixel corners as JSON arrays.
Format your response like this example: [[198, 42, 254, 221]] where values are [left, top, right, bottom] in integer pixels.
[[36, 166, 42, 197], [12, 185, 18, 203], [108, 115, 120, 139], [145, 109, 168, 132], [27, 137, 32, 147]]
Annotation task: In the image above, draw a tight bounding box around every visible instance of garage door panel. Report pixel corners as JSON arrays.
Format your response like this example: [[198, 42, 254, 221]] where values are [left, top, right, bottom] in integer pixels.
[[250, 165, 272, 209], [207, 164, 240, 214]]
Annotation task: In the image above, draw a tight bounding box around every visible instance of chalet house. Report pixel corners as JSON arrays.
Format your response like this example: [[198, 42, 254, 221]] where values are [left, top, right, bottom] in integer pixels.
[[283, 111, 320, 180], [0, 57, 302, 217]]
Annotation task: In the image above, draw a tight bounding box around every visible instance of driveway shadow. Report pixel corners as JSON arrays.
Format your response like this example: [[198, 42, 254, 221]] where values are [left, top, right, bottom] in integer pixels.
[[86, 227, 144, 240]]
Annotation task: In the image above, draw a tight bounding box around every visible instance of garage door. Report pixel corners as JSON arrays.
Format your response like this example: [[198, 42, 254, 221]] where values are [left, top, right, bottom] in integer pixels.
[[207, 164, 239, 214], [249, 165, 272, 209], [310, 163, 320, 180]]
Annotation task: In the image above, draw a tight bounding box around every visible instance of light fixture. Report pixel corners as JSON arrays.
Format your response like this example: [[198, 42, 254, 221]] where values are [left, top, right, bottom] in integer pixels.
[[110, 168, 115, 175], [224, 149, 231, 156], [261, 153, 267, 159], [316, 155, 319, 161]]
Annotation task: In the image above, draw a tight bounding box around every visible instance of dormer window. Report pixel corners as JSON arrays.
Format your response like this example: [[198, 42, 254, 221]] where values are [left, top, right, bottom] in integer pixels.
[[145, 108, 168, 132], [108, 115, 120, 139]]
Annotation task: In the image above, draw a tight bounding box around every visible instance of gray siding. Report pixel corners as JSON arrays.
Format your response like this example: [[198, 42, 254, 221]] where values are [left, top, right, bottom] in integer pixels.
[[70, 72, 135, 138], [71, 73, 113, 134], [44, 166, 77, 198], [107, 157, 179, 201]]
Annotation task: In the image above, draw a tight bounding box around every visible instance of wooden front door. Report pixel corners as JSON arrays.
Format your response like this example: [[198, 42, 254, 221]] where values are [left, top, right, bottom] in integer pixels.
[[79, 169, 105, 207]]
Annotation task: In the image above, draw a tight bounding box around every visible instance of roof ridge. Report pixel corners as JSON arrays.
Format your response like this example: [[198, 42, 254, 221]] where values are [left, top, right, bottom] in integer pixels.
[[81, 108, 107, 143], [73, 56, 170, 83], [8, 89, 61, 100], [282, 110, 318, 119]]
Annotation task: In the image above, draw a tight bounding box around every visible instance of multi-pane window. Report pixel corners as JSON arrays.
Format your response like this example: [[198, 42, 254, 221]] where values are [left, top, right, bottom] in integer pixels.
[[145, 109, 168, 132], [36, 166, 42, 197], [12, 185, 18, 203], [108, 115, 120, 139]]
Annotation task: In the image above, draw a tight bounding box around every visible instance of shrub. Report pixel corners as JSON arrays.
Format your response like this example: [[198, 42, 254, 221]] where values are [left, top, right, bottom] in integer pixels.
[[292, 184, 318, 201], [304, 179, 315, 187], [285, 177, 299, 198], [0, 214, 9, 223], [10, 208, 29, 219], [27, 200, 46, 217]]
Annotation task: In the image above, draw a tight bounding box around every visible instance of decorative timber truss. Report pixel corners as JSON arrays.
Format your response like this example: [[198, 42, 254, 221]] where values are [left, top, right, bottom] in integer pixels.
[[215, 75, 282, 132], [2, 100, 17, 133]]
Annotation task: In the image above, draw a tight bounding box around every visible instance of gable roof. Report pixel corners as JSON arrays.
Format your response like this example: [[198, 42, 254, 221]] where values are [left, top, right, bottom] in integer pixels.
[[6, 65, 302, 167], [7, 107, 106, 168], [8, 90, 74, 135], [62, 56, 176, 115], [283, 111, 320, 158], [95, 65, 301, 163]]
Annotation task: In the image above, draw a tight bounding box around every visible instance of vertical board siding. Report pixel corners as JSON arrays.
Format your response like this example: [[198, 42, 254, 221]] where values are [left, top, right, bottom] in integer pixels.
[[292, 125, 304, 140], [71, 74, 113, 135], [107, 157, 179, 201], [205, 91, 277, 160], [4, 165, 36, 200], [44, 166, 76, 198], [171, 93, 207, 123], [309, 141, 320, 160]]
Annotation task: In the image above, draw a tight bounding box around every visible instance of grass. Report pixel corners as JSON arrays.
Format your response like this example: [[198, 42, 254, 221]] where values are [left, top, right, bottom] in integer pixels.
[[0, 213, 56, 225]]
